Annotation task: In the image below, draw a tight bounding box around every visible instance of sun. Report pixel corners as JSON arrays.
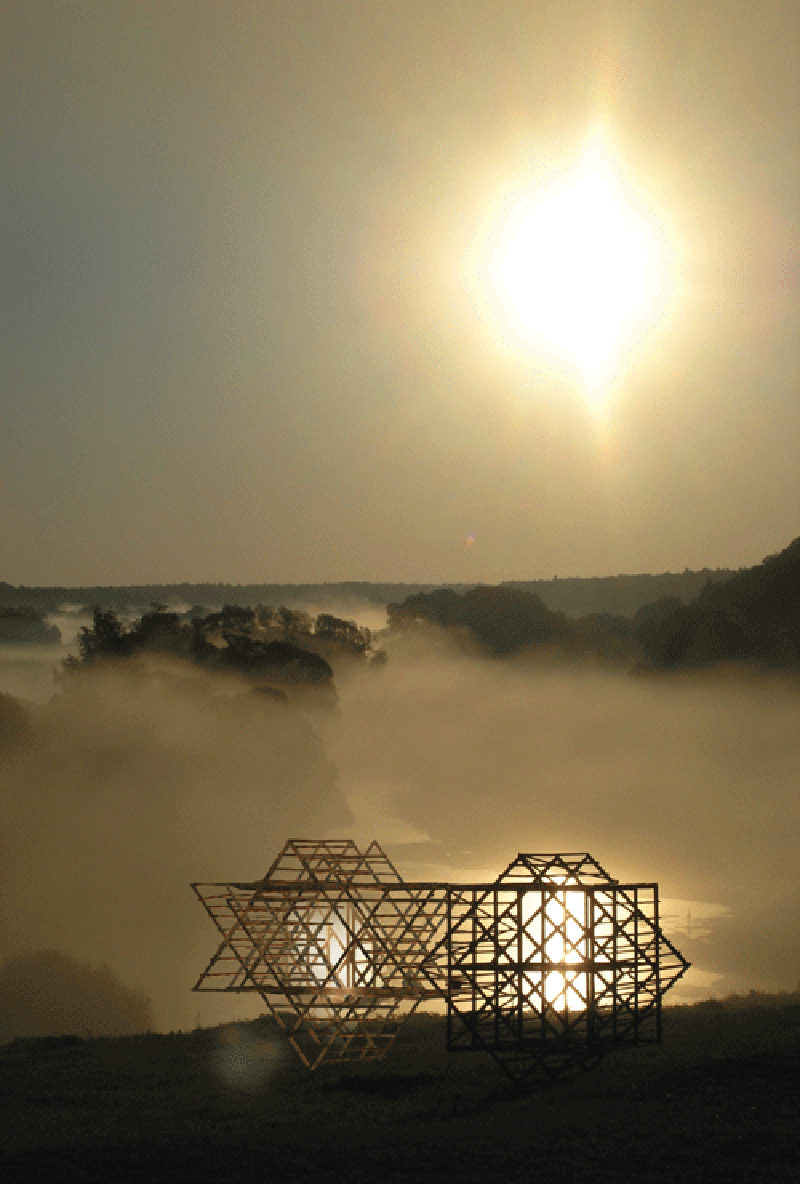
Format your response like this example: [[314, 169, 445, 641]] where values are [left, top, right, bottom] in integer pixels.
[[487, 137, 671, 396]]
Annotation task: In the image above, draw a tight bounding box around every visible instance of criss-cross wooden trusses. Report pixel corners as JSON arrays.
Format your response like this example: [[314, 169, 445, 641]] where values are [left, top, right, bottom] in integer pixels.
[[192, 840, 689, 1083], [443, 852, 689, 1085], [192, 839, 447, 1068]]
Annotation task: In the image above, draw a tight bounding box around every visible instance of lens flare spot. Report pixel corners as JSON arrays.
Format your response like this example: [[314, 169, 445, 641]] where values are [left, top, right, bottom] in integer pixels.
[[212, 1024, 283, 1091]]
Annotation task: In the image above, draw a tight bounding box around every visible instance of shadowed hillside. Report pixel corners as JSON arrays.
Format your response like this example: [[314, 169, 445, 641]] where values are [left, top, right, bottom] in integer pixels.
[[384, 538, 800, 673], [1, 998, 798, 1182], [638, 537, 800, 670]]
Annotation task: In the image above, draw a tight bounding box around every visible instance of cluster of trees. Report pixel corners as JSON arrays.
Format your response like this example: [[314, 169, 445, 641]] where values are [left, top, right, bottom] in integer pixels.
[[198, 604, 373, 657], [387, 584, 649, 661], [0, 606, 61, 644], [635, 537, 800, 670], [387, 537, 800, 672], [63, 603, 384, 691], [388, 586, 570, 656]]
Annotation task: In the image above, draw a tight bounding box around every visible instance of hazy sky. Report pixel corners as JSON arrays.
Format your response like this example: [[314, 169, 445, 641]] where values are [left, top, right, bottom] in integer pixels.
[[2, 1, 798, 585]]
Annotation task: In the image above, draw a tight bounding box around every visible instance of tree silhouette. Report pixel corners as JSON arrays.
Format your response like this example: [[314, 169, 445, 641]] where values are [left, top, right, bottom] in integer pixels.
[[388, 585, 569, 655]]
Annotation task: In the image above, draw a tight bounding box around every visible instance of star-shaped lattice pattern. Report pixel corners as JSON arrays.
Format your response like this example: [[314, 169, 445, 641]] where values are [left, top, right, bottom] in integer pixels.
[[193, 839, 447, 1067]]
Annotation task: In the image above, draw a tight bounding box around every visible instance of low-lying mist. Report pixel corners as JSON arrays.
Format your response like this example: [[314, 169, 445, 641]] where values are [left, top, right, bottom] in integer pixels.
[[1, 616, 797, 1036], [330, 631, 800, 998], [0, 660, 349, 1033]]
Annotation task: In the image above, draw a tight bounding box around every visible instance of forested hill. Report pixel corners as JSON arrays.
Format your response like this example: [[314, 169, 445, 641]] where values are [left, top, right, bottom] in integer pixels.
[[0, 569, 737, 618], [639, 537, 800, 670], [0, 581, 435, 612], [503, 568, 737, 618], [386, 537, 799, 670]]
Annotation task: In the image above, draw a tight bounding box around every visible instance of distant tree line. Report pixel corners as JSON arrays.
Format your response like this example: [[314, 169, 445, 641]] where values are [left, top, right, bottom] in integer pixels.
[[503, 567, 738, 618], [4, 539, 795, 673], [387, 536, 800, 672], [0, 569, 739, 620], [0, 581, 444, 613]]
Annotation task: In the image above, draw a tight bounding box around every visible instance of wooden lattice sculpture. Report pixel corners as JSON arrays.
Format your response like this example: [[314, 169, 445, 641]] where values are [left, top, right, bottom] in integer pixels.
[[193, 842, 689, 1083], [192, 839, 447, 1067], [440, 852, 690, 1086]]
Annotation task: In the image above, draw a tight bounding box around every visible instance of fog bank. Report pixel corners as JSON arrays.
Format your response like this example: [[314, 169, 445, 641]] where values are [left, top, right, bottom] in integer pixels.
[[0, 662, 349, 1031], [329, 638, 800, 998], [1, 629, 797, 1035]]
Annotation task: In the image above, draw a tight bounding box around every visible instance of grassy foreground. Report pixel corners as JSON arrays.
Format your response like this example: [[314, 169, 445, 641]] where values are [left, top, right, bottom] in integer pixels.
[[1, 997, 798, 1182]]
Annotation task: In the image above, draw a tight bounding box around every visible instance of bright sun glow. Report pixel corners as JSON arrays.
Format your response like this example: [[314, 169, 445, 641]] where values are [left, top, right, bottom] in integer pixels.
[[523, 889, 589, 1011], [308, 909, 370, 991], [488, 137, 670, 398]]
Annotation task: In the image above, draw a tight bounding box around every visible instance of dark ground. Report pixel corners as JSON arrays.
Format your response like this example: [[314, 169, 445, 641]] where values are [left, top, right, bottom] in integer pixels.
[[1, 998, 798, 1182]]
